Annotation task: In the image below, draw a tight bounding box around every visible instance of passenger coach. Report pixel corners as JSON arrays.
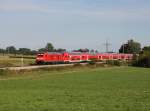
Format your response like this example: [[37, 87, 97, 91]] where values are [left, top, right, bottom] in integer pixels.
[[36, 52, 133, 64]]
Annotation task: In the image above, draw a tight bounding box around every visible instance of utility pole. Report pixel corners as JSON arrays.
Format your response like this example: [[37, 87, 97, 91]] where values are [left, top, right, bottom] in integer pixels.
[[103, 39, 111, 53]]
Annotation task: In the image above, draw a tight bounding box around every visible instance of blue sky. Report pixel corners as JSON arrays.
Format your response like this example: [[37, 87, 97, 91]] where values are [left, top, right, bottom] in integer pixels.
[[0, 0, 150, 52]]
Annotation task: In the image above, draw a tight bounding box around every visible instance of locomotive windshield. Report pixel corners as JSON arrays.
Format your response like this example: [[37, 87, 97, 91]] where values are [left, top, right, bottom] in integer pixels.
[[37, 54, 44, 57]]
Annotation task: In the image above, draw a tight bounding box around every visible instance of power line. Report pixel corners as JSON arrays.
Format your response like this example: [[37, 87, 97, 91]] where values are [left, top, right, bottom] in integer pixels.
[[103, 39, 111, 53]]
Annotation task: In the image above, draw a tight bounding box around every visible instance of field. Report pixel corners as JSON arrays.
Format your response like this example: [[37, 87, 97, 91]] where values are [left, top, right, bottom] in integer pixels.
[[0, 55, 35, 67], [0, 67, 150, 111]]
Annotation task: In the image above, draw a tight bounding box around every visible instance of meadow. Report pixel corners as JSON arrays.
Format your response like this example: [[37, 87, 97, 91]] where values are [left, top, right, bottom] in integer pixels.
[[0, 66, 150, 111], [0, 55, 35, 67]]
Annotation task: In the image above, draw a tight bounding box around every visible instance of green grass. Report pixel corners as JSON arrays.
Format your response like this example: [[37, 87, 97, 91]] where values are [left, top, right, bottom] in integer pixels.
[[0, 67, 150, 111]]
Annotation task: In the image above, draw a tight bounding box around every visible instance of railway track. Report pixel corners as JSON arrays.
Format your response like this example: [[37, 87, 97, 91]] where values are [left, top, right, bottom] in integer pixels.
[[0, 64, 74, 71], [0, 62, 105, 71], [0, 62, 96, 71]]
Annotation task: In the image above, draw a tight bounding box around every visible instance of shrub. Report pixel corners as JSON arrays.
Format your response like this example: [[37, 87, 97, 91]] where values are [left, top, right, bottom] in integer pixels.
[[132, 50, 150, 68], [88, 61, 96, 65], [106, 60, 123, 66], [106, 60, 114, 65], [114, 60, 121, 66], [133, 56, 150, 68]]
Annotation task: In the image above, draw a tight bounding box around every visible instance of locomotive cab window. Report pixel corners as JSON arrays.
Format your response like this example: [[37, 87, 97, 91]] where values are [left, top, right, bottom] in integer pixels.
[[37, 55, 43, 57]]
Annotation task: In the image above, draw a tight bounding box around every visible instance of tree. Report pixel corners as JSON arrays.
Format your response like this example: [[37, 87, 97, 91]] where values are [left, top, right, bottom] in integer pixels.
[[6, 46, 16, 54], [45, 43, 54, 52], [0, 48, 5, 55], [95, 50, 99, 53], [77, 48, 89, 52], [132, 45, 150, 68], [90, 49, 95, 53], [38, 43, 55, 53], [18, 48, 31, 55], [30, 50, 37, 55], [38, 48, 46, 53], [119, 39, 141, 54], [142, 46, 150, 52], [55, 48, 66, 52], [0, 48, 5, 53]]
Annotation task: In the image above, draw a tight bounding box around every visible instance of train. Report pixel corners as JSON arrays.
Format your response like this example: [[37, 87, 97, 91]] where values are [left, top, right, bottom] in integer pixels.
[[36, 52, 133, 64]]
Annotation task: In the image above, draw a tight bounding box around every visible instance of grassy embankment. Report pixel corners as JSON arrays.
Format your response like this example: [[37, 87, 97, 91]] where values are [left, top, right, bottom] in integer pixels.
[[0, 66, 150, 111]]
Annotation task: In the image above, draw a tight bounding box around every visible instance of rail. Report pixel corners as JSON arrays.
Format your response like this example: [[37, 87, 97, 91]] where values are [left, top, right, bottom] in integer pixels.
[[0, 62, 105, 71]]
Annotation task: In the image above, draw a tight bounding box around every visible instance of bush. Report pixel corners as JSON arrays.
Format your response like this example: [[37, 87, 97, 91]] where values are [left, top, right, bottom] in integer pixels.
[[132, 50, 150, 68], [106, 60, 114, 65], [106, 60, 123, 66], [114, 60, 122, 66], [133, 56, 150, 68], [88, 61, 96, 65]]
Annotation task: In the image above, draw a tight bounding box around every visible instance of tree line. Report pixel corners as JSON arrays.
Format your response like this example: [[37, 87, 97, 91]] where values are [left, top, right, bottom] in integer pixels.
[[0, 43, 66, 55], [0, 40, 148, 55], [0, 47, 37, 55]]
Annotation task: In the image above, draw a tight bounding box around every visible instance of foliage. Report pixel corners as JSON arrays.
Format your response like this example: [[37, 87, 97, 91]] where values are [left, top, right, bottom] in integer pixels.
[[18, 48, 31, 55], [6, 46, 17, 54], [135, 57, 150, 67], [38, 48, 46, 52], [132, 46, 150, 68], [78, 48, 89, 52], [142, 46, 150, 52], [0, 48, 5, 54], [54, 48, 66, 52], [119, 39, 141, 54], [0, 47, 37, 55], [38, 43, 55, 52], [88, 58, 98, 65], [0, 42, 55, 55], [45, 43, 54, 52], [88, 61, 96, 65], [106, 60, 130, 66], [106, 60, 122, 66]]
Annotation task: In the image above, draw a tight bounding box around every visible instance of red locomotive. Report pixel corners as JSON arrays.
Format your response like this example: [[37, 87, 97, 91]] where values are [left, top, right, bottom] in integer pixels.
[[36, 52, 133, 64]]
